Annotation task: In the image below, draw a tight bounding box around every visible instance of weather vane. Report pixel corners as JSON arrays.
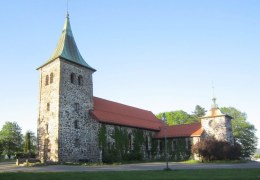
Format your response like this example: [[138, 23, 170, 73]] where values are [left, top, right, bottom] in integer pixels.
[[212, 81, 215, 98], [67, 0, 69, 13]]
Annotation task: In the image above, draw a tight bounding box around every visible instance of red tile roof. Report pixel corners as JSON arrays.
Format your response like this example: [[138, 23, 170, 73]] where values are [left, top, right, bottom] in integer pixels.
[[154, 123, 203, 138], [91, 97, 164, 131]]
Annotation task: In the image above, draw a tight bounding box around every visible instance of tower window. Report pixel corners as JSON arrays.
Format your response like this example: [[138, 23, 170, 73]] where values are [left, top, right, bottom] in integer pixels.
[[78, 75, 83, 86], [75, 138, 80, 147], [145, 136, 149, 151], [46, 124, 49, 134], [74, 103, 79, 113], [47, 103, 50, 111], [74, 120, 79, 129], [50, 73, 54, 84], [45, 75, 49, 86], [128, 134, 132, 150], [70, 73, 76, 84]]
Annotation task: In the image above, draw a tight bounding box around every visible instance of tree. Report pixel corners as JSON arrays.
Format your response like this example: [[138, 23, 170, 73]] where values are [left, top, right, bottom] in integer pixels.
[[220, 107, 258, 157], [157, 110, 196, 125], [0, 141, 3, 157], [192, 105, 206, 119], [23, 131, 37, 154], [24, 132, 31, 153], [0, 122, 23, 159]]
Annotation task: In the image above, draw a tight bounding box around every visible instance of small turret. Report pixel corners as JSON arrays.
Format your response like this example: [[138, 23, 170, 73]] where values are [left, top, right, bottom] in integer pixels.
[[200, 97, 234, 144]]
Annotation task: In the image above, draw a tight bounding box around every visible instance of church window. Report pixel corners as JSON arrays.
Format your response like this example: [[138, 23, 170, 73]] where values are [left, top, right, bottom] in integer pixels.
[[159, 140, 163, 152], [128, 134, 132, 150], [50, 73, 54, 84], [78, 75, 83, 86], [45, 75, 49, 86], [74, 120, 79, 129], [75, 138, 80, 147], [172, 140, 177, 150], [47, 103, 50, 111], [70, 73, 76, 84], [145, 136, 149, 151], [46, 124, 49, 134], [74, 103, 79, 113]]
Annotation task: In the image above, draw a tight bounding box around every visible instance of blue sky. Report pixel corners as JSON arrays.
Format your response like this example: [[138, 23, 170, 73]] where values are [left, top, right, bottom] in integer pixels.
[[0, 0, 259, 147]]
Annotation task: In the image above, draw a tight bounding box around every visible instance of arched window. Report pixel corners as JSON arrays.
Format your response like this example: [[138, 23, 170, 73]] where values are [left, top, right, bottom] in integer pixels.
[[47, 103, 50, 111], [145, 136, 149, 151], [50, 73, 54, 84], [159, 140, 163, 152], [78, 75, 83, 86], [45, 75, 49, 86], [128, 134, 132, 150], [70, 73, 76, 84]]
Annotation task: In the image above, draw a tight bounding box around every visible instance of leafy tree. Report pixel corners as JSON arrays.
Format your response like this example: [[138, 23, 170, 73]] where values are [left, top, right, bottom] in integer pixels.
[[157, 110, 195, 125], [0, 122, 23, 159], [0, 141, 3, 157], [192, 105, 206, 119], [220, 107, 258, 157]]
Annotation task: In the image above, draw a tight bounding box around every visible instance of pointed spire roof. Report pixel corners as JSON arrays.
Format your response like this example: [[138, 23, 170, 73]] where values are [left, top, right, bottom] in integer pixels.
[[38, 13, 95, 71]]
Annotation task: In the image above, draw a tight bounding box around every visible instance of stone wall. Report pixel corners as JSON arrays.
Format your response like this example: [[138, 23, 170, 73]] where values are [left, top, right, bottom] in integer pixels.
[[38, 58, 100, 163], [101, 124, 156, 159], [37, 60, 61, 162], [201, 115, 234, 144], [58, 59, 99, 162]]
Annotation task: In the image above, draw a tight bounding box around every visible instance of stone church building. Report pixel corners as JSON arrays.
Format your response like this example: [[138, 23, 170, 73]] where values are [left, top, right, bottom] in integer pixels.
[[37, 13, 234, 162]]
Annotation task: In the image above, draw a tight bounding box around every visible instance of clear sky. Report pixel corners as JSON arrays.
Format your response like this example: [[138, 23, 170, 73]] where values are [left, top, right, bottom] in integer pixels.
[[0, 0, 259, 147]]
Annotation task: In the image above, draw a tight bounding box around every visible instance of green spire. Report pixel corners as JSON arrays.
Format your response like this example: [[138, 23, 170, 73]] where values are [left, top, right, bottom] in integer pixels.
[[38, 13, 95, 71]]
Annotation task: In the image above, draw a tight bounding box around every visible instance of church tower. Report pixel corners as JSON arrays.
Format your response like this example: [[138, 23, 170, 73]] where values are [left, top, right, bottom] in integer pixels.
[[200, 98, 234, 144], [37, 13, 99, 162]]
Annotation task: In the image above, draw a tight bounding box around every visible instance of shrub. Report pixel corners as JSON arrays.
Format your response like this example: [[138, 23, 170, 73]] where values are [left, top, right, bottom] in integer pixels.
[[192, 138, 241, 161], [16, 152, 36, 159]]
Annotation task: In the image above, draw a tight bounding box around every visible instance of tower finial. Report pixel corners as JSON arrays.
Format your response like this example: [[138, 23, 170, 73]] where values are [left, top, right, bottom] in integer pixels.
[[212, 97, 217, 108]]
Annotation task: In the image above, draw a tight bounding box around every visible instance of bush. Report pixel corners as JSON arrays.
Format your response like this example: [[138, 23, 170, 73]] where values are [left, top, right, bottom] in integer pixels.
[[192, 138, 241, 161], [123, 151, 142, 161]]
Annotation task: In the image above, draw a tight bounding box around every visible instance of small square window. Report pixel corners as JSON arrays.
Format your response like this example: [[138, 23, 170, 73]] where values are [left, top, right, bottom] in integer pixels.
[[75, 138, 80, 147], [47, 103, 50, 111]]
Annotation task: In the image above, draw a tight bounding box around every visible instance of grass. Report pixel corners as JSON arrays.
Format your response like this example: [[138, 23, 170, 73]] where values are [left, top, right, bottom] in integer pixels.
[[0, 169, 260, 180]]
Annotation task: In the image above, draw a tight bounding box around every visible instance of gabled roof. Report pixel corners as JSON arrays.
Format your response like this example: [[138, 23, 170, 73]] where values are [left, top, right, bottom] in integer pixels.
[[38, 13, 95, 71], [154, 123, 203, 138], [91, 97, 164, 131]]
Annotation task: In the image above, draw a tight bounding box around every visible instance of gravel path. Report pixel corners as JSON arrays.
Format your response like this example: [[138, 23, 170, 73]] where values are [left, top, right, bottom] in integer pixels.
[[0, 161, 260, 172]]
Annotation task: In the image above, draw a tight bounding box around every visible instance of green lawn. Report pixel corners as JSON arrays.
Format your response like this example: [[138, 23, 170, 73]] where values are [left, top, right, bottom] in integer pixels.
[[0, 169, 260, 180]]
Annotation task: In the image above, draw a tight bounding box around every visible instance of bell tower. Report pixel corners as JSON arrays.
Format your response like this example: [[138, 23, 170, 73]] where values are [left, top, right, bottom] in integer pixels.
[[37, 13, 99, 162]]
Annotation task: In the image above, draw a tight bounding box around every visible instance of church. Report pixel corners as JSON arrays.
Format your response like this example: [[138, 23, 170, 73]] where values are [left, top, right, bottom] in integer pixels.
[[37, 13, 234, 163]]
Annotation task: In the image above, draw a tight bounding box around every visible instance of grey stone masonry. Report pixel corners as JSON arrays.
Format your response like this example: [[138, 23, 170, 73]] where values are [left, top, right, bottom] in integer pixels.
[[37, 58, 99, 162], [201, 107, 234, 145]]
